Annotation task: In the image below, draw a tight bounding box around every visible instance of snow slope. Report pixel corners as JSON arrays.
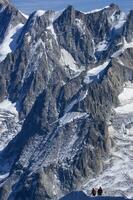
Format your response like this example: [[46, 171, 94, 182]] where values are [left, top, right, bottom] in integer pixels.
[[60, 48, 85, 73], [0, 99, 21, 151], [115, 82, 133, 113], [111, 38, 133, 58], [83, 82, 133, 199], [84, 61, 110, 84], [0, 23, 24, 62], [83, 6, 110, 15]]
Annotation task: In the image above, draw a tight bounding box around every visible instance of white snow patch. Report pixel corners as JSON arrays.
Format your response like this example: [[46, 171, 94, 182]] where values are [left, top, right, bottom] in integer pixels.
[[60, 48, 85, 73], [19, 10, 29, 19], [59, 112, 88, 126], [118, 83, 133, 105], [47, 24, 57, 41], [0, 23, 24, 62], [114, 12, 126, 30], [111, 37, 133, 58], [110, 11, 126, 30], [0, 99, 21, 151], [115, 102, 133, 114], [34, 10, 46, 17], [83, 6, 109, 14], [0, 173, 9, 181], [115, 82, 133, 114], [123, 37, 133, 49], [27, 35, 32, 43], [84, 60, 110, 84], [75, 18, 86, 34], [0, 99, 18, 115], [96, 40, 108, 52]]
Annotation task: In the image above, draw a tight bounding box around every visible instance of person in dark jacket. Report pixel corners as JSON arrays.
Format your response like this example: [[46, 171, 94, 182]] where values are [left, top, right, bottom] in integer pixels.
[[91, 188, 96, 196], [97, 187, 103, 196]]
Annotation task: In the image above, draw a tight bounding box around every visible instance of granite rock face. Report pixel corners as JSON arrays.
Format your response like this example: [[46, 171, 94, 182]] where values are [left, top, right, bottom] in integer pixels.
[[0, 2, 133, 200]]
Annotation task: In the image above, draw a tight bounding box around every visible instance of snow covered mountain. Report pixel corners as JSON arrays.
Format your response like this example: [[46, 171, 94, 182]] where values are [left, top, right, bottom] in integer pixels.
[[0, 0, 133, 199]]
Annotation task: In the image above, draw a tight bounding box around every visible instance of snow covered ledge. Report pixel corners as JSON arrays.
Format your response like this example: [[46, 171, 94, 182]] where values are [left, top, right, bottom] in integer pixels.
[[0, 99, 21, 151], [84, 60, 110, 84]]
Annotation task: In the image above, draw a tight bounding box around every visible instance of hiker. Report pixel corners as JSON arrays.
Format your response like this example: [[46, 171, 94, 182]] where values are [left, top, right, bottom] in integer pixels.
[[91, 188, 96, 196], [97, 187, 103, 196]]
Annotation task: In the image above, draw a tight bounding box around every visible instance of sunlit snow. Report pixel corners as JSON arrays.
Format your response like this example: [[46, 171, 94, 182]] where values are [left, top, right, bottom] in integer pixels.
[[111, 38, 133, 58], [34, 10, 46, 17], [19, 10, 29, 19], [114, 82, 133, 114], [83, 6, 109, 14], [60, 48, 85, 73], [0, 172, 9, 181], [0, 23, 24, 62], [0, 99, 20, 151], [84, 60, 110, 84]]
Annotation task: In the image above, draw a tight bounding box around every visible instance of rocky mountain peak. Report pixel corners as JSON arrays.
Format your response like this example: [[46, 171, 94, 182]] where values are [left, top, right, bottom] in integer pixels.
[[66, 5, 74, 12], [109, 3, 120, 10], [60, 5, 75, 24]]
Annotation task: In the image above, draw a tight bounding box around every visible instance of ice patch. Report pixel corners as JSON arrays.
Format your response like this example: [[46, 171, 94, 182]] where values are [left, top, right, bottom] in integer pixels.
[[84, 60, 110, 84], [0, 23, 24, 62], [60, 48, 85, 73]]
